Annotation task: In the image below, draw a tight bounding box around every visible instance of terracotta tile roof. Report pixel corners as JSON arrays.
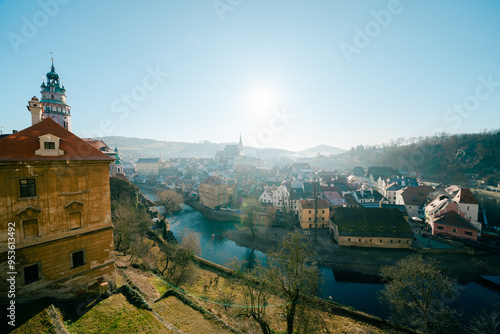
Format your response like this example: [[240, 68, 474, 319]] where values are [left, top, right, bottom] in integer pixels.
[[83, 139, 114, 154], [300, 199, 329, 210], [400, 186, 435, 206], [434, 211, 479, 231], [0, 118, 113, 162], [453, 188, 479, 205], [202, 176, 225, 185]]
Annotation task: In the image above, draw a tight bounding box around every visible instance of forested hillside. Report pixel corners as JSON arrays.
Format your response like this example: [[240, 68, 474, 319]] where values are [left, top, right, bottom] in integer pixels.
[[339, 130, 500, 184]]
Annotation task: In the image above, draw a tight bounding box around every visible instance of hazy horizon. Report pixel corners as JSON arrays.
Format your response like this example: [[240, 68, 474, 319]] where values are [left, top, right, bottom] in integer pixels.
[[2, 1, 500, 151]]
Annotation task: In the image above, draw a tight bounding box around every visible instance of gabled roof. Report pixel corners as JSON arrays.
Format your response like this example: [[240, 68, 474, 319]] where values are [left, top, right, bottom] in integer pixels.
[[453, 188, 479, 205], [0, 118, 113, 162], [400, 186, 435, 207], [333, 207, 412, 238], [366, 166, 396, 179], [434, 211, 479, 231], [83, 139, 114, 155], [300, 199, 329, 210], [202, 176, 225, 186]]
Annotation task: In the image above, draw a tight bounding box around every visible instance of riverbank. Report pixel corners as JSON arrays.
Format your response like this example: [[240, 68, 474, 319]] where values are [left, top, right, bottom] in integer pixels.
[[472, 188, 500, 198], [224, 225, 500, 283], [187, 200, 242, 222]]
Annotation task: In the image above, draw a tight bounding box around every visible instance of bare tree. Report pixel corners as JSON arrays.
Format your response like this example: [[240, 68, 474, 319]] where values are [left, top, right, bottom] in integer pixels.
[[267, 232, 321, 334], [380, 255, 457, 334], [157, 189, 183, 216], [265, 207, 277, 227], [228, 258, 273, 334], [112, 200, 138, 255], [159, 230, 201, 286], [243, 198, 262, 237], [467, 309, 500, 334]]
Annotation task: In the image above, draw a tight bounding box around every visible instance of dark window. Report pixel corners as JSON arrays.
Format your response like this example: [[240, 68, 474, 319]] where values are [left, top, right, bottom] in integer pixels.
[[452, 228, 457, 233], [23, 219, 39, 238], [71, 250, 85, 268], [23, 263, 40, 284], [348, 238, 351, 242], [465, 231, 473, 236], [437, 226, 444, 230], [20, 179, 36, 197], [44, 142, 55, 149]]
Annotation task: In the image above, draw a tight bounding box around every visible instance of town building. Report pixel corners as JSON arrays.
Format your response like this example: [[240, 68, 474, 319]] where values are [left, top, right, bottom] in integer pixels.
[[298, 199, 330, 229], [0, 109, 115, 302], [258, 186, 275, 204], [395, 186, 435, 218], [272, 184, 290, 213], [330, 207, 412, 248], [39, 59, 72, 131], [135, 157, 164, 176], [215, 136, 243, 165], [452, 188, 479, 222], [199, 176, 229, 210], [431, 211, 479, 242], [83, 139, 123, 175]]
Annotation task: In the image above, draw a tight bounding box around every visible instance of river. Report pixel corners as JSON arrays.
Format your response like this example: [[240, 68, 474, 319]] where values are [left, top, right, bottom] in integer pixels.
[[139, 185, 500, 321]]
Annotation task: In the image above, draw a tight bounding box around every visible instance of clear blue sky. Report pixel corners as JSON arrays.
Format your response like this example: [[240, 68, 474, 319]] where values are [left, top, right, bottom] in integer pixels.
[[1, 0, 500, 151]]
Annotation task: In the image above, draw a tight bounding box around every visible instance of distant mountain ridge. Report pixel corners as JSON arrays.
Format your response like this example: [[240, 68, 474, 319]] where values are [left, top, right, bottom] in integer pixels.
[[100, 136, 345, 159]]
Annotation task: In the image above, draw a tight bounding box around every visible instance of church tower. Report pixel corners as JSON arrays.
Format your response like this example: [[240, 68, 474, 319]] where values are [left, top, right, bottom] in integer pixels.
[[238, 134, 243, 154], [40, 59, 71, 131]]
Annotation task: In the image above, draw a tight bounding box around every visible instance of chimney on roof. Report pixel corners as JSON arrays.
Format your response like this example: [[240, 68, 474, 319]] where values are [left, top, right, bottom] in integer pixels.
[[27, 96, 43, 126]]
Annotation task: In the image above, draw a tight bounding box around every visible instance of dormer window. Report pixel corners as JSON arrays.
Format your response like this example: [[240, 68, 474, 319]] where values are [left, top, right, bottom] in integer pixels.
[[35, 133, 64, 157]]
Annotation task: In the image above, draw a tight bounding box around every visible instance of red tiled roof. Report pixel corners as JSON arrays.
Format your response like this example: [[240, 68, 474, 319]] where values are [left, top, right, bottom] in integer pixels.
[[300, 199, 329, 209], [400, 186, 434, 206], [0, 118, 113, 162], [454, 188, 479, 205], [202, 176, 225, 185], [434, 211, 479, 231]]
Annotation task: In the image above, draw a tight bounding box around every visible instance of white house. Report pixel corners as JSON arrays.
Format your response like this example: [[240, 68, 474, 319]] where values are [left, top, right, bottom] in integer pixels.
[[453, 188, 479, 222], [259, 186, 274, 204], [272, 185, 290, 213]]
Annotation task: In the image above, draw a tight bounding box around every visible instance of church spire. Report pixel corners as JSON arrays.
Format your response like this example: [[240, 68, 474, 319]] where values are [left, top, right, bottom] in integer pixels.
[[238, 134, 243, 153]]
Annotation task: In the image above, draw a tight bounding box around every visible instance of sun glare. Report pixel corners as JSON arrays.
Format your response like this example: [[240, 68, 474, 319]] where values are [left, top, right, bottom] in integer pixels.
[[248, 88, 276, 115]]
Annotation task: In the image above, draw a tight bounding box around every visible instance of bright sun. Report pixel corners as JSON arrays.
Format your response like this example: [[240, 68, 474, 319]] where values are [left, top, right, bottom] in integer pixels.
[[248, 88, 276, 115]]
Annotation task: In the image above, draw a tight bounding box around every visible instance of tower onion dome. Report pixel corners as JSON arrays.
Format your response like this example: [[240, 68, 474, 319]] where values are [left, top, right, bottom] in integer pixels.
[[45, 59, 60, 85]]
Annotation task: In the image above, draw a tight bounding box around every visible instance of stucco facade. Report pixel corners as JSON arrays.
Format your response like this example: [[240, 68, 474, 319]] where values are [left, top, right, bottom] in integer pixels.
[[199, 176, 229, 210], [0, 118, 115, 303]]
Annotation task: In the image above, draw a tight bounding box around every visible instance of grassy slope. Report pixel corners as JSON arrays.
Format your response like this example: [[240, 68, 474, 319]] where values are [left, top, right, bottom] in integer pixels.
[[64, 294, 166, 334], [11, 307, 56, 334]]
